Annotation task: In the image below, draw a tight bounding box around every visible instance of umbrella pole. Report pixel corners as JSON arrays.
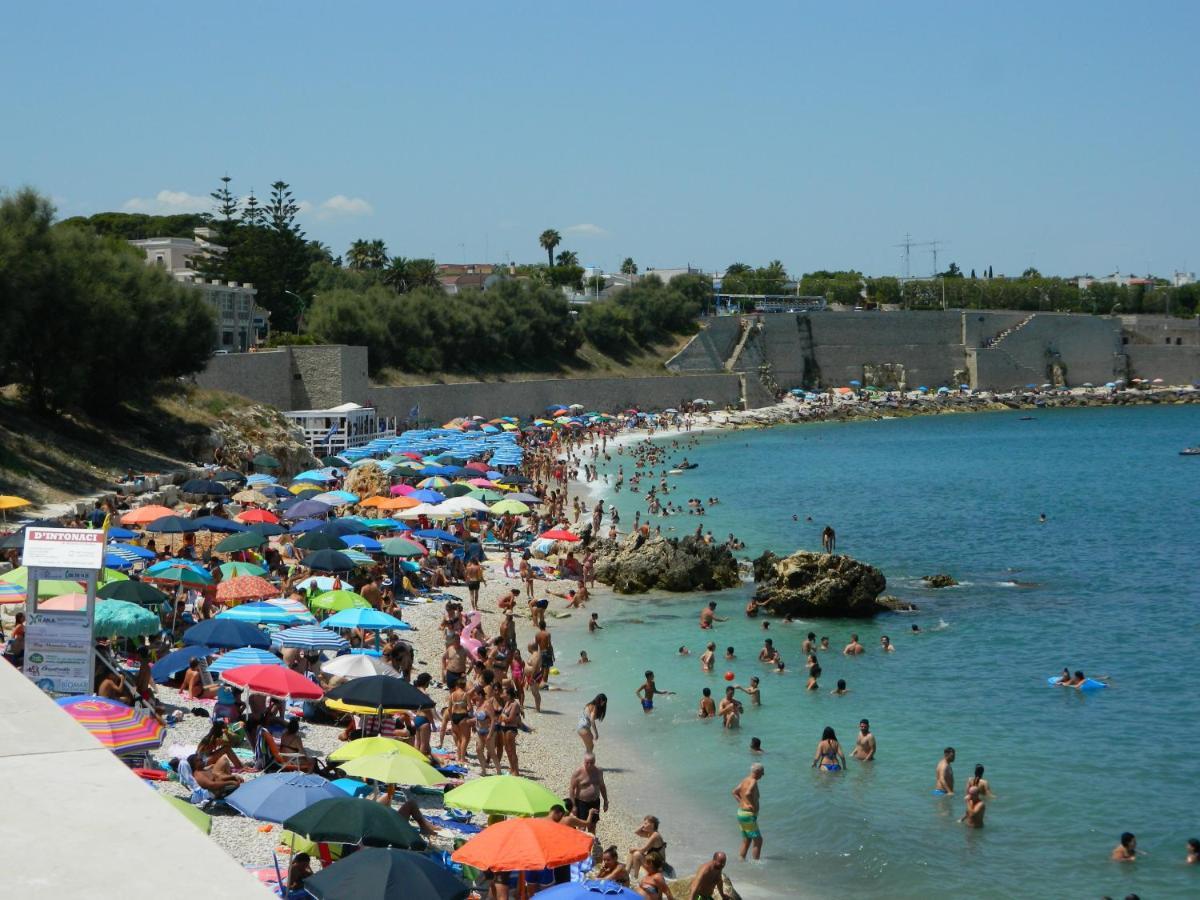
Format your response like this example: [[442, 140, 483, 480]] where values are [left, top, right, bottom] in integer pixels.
[[519, 871, 527, 900]]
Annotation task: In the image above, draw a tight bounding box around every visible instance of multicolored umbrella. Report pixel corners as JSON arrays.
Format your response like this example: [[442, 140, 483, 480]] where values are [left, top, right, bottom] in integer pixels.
[[55, 695, 164, 755], [216, 575, 276, 603], [206, 646, 284, 675], [221, 664, 323, 700]]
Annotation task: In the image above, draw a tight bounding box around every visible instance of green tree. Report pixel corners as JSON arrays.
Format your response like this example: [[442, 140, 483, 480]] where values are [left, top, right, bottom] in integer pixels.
[[539, 229, 561, 267], [940, 262, 963, 278], [556, 249, 579, 267], [347, 238, 389, 270], [1022, 267, 1041, 279], [406, 258, 440, 290], [383, 256, 412, 293], [57, 211, 212, 241], [620, 257, 638, 275]]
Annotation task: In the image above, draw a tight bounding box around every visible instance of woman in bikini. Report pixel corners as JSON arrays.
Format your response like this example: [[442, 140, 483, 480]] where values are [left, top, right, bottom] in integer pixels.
[[812, 726, 846, 772], [636, 850, 673, 899], [471, 686, 497, 775], [497, 685, 524, 776], [627, 815, 667, 881], [524, 641, 543, 713], [448, 684, 471, 764], [577, 693, 607, 754]]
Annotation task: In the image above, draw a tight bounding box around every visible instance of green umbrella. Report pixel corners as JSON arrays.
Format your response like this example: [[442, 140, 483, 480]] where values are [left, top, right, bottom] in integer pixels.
[[282, 797, 426, 849], [337, 752, 445, 787], [296, 531, 347, 552], [311, 589, 371, 612], [1, 567, 126, 597], [466, 489, 503, 503], [98, 580, 170, 606], [252, 453, 281, 470], [380, 537, 425, 558], [489, 499, 530, 516], [163, 794, 212, 834], [440, 484, 473, 498], [148, 565, 211, 586], [219, 561, 267, 578], [442, 774, 562, 817], [94, 599, 160, 638], [214, 531, 267, 553]]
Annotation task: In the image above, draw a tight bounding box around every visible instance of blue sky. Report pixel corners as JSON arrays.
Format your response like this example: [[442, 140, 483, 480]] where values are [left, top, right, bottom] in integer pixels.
[[4, 2, 1197, 277]]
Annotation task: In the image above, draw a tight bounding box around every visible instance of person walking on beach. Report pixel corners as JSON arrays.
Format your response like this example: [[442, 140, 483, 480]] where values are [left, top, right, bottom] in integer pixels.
[[934, 747, 956, 795], [732, 764, 764, 860], [689, 852, 731, 900], [464, 558, 483, 611], [636, 670, 674, 713], [821, 525, 836, 554], [569, 752, 609, 833]]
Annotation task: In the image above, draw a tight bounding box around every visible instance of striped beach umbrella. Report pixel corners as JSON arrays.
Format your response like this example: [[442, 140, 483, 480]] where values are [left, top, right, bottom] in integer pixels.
[[55, 696, 164, 755], [271, 625, 350, 652], [207, 646, 285, 675], [217, 601, 312, 626]]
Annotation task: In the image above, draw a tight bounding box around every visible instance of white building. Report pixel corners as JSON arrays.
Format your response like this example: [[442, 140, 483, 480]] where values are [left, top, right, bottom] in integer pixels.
[[130, 229, 266, 353], [283, 402, 397, 455]]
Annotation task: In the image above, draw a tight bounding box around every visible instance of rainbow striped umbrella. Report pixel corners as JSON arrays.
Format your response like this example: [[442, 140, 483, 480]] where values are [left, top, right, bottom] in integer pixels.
[[55, 695, 164, 755]]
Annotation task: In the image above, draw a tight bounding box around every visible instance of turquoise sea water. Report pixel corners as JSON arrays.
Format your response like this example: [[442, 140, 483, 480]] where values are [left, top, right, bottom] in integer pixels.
[[556, 406, 1200, 899]]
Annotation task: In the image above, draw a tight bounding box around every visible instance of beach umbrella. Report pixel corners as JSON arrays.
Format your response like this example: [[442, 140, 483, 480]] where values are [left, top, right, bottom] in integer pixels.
[[320, 654, 401, 681], [496, 474, 531, 487], [324, 608, 409, 631], [289, 485, 323, 498], [380, 537, 425, 558], [0, 495, 31, 513], [282, 798, 426, 849], [144, 515, 199, 534], [214, 531, 267, 553], [252, 453, 281, 469], [98, 580, 169, 606], [206, 646, 284, 675], [412, 528, 460, 544], [310, 589, 372, 612], [325, 675, 434, 711], [271, 625, 350, 652], [217, 601, 312, 626], [341, 549, 375, 567], [407, 489, 445, 504], [106, 540, 156, 560], [304, 847, 469, 900], [246, 474, 277, 486], [538, 883, 639, 899], [337, 752, 444, 787], [451, 816, 592, 871], [490, 499, 530, 516], [221, 664, 323, 700], [55, 696, 164, 755], [304, 549, 355, 572], [296, 531, 349, 552], [191, 515, 247, 533], [539, 529, 579, 542], [416, 477, 450, 490], [236, 508, 279, 525], [217, 575, 277, 604], [151, 645, 213, 683], [212, 469, 247, 485], [440, 483, 473, 498], [121, 505, 175, 525], [218, 561, 268, 578], [328, 736, 426, 764], [226, 772, 344, 824], [261, 485, 292, 499], [313, 490, 359, 506], [181, 479, 229, 496], [341, 534, 382, 552], [162, 794, 212, 834], [294, 469, 340, 483], [288, 517, 332, 533], [507, 493, 542, 504], [442, 775, 562, 818], [233, 490, 271, 506], [296, 575, 338, 593], [94, 599, 160, 638], [184, 618, 271, 650], [283, 500, 334, 521]]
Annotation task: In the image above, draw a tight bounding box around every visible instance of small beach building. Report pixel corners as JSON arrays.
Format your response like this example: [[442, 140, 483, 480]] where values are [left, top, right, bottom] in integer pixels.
[[283, 402, 397, 454]]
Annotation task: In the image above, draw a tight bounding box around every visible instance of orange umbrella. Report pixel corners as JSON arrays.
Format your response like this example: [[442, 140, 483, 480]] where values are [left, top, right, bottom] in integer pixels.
[[39, 593, 88, 611], [365, 496, 420, 511], [121, 505, 175, 525], [236, 508, 279, 525], [216, 575, 276, 603], [359, 496, 392, 508], [451, 817, 592, 873]]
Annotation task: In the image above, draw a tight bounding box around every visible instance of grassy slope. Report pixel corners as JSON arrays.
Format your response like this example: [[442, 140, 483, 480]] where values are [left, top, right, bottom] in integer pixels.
[[377, 335, 692, 386], [0, 387, 247, 506]]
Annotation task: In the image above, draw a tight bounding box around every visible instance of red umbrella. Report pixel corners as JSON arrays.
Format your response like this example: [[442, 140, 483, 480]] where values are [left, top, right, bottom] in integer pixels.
[[236, 508, 280, 525], [465, 462, 490, 472], [217, 575, 277, 603], [539, 529, 579, 542], [220, 664, 323, 700], [452, 818, 592, 897]]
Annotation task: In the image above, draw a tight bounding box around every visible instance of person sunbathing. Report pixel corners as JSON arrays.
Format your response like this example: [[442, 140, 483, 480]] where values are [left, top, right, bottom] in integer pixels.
[[181, 660, 218, 699]]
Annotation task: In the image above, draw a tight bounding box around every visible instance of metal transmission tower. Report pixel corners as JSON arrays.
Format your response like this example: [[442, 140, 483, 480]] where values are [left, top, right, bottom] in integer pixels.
[[894, 234, 948, 278]]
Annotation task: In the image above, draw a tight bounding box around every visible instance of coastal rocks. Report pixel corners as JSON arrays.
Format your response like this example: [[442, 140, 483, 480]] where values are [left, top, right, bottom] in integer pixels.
[[752, 550, 909, 617], [591, 533, 741, 594], [344, 462, 390, 501], [922, 573, 958, 588], [204, 404, 319, 477]]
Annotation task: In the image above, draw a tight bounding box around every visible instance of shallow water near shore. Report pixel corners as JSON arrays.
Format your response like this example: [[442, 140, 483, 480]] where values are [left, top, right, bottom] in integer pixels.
[[567, 405, 1200, 899]]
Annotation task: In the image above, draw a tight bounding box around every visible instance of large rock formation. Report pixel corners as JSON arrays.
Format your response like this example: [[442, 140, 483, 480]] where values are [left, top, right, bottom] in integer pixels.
[[203, 404, 319, 477], [591, 533, 741, 594], [752, 550, 915, 617]]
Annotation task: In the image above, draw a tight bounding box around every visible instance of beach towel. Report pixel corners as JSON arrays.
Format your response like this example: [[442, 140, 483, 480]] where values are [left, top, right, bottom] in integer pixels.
[[425, 815, 482, 835], [177, 758, 214, 806]]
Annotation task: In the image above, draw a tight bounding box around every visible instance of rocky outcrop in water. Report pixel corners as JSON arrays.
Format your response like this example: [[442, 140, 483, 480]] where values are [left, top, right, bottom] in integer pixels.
[[591, 533, 741, 594], [752, 550, 915, 617], [922, 573, 958, 588]]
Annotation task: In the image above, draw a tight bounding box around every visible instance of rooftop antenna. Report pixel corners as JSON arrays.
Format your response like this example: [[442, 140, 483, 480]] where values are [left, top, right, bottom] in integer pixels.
[[894, 234, 947, 279]]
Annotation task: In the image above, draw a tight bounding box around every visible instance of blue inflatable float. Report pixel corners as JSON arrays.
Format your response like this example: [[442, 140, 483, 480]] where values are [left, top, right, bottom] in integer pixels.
[[1047, 675, 1107, 691]]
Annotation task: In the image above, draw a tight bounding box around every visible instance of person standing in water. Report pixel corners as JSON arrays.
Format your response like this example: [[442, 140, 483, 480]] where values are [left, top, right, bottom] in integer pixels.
[[700, 601, 726, 630], [1111, 832, 1137, 862], [732, 764, 764, 861], [636, 671, 673, 714], [700, 642, 716, 673], [852, 719, 876, 761], [934, 747, 956, 795], [966, 764, 993, 797], [959, 786, 986, 828], [812, 726, 846, 772]]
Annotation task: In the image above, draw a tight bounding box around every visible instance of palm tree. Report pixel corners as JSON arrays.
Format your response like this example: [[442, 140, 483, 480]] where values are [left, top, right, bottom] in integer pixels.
[[383, 256, 412, 292], [621, 257, 638, 275], [346, 239, 371, 270], [367, 239, 389, 269], [407, 258, 440, 289], [539, 229, 561, 267], [556, 249, 579, 267]]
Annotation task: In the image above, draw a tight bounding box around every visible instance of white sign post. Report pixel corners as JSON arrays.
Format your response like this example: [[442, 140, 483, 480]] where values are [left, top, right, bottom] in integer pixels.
[[22, 528, 105, 695]]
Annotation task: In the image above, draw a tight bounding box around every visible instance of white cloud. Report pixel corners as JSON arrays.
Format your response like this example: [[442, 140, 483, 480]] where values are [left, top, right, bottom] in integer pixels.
[[317, 194, 373, 218], [565, 223, 608, 238], [121, 189, 210, 213]]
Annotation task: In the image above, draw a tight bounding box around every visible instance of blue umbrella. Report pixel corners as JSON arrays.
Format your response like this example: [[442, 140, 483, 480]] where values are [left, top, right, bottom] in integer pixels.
[[217, 602, 313, 626], [304, 549, 355, 572], [103, 554, 135, 570], [289, 518, 332, 533], [537, 882, 640, 899], [184, 619, 271, 650], [413, 529, 460, 544], [283, 500, 335, 521], [151, 645, 214, 683], [145, 516, 199, 534], [207, 646, 285, 675], [106, 526, 137, 540], [146, 558, 209, 576], [341, 534, 382, 552], [324, 609, 410, 631], [293, 469, 338, 483], [407, 490, 445, 504], [226, 773, 345, 824], [272, 625, 350, 651], [261, 485, 292, 498], [108, 541, 156, 559], [246, 474, 277, 486], [191, 516, 247, 533], [849, 380, 862, 386]]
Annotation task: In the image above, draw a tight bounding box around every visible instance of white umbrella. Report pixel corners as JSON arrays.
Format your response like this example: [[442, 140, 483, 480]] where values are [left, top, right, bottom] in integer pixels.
[[320, 653, 401, 680], [442, 496, 490, 514]]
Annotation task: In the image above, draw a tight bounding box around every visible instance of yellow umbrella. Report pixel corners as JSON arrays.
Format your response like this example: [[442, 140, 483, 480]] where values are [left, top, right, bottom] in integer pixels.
[[337, 751, 445, 787], [328, 736, 428, 763], [0, 495, 31, 510], [325, 697, 418, 716]]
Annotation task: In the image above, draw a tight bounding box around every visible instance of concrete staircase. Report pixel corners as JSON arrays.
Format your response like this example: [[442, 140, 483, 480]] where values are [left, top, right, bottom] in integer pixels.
[[983, 313, 1036, 349], [725, 318, 760, 371]]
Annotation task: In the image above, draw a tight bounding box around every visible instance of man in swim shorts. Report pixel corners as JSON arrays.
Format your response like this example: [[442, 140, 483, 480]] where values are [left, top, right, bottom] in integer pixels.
[[636, 670, 672, 714], [732, 763, 764, 860], [688, 852, 731, 900], [934, 747, 955, 795]]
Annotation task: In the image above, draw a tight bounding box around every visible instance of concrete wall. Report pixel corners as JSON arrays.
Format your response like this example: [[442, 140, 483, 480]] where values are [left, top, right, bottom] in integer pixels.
[[194, 348, 293, 409], [289, 345, 369, 409], [1126, 345, 1200, 385], [980, 314, 1124, 388], [962, 311, 1029, 347], [1120, 315, 1200, 346], [666, 318, 743, 372], [368, 374, 744, 423]]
